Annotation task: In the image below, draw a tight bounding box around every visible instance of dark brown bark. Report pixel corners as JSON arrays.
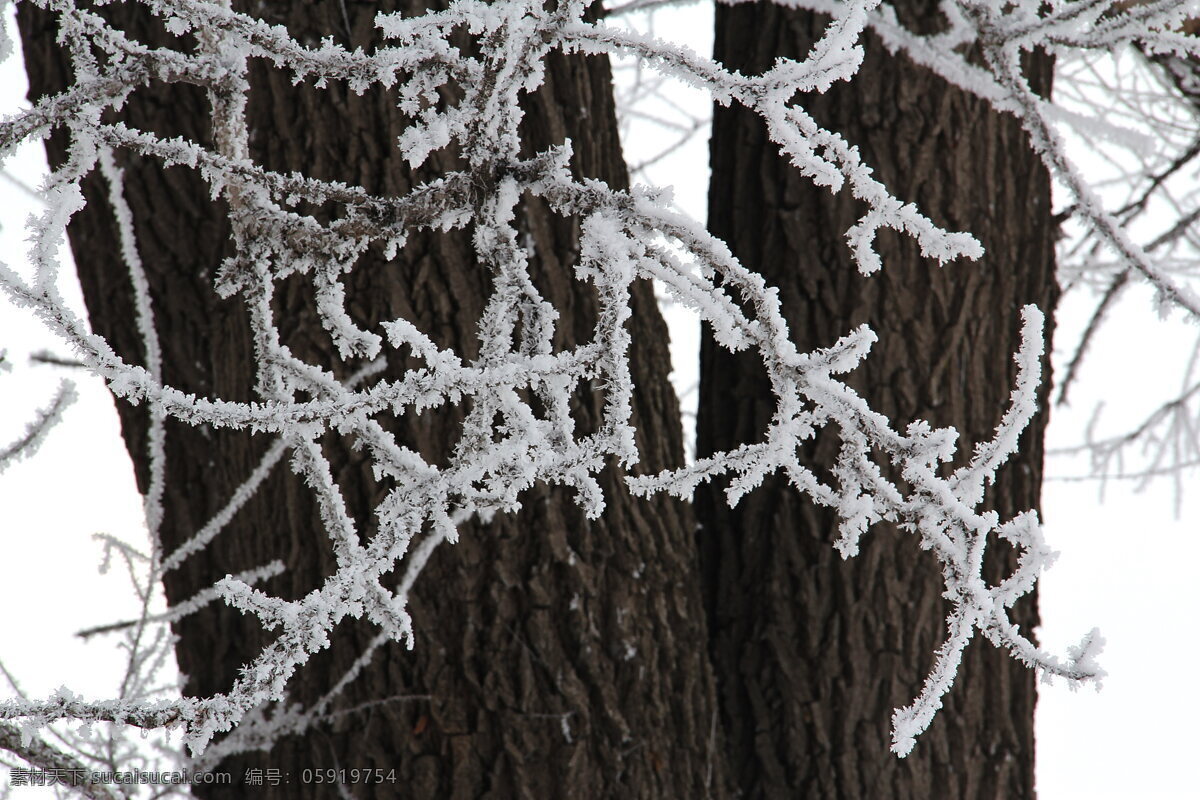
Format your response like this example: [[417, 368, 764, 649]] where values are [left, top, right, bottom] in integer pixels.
[[19, 3, 726, 798], [698, 3, 1056, 799]]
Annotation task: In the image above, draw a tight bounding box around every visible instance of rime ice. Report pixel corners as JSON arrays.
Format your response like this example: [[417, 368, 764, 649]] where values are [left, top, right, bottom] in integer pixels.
[[23, 0, 1200, 768]]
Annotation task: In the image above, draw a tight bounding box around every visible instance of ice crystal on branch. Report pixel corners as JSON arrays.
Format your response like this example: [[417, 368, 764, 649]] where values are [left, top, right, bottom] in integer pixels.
[[20, 0, 1199, 772]]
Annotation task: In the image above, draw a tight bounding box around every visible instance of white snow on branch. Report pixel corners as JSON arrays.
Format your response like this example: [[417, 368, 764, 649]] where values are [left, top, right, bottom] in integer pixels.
[[0, 379, 76, 474], [2, 0, 1155, 766]]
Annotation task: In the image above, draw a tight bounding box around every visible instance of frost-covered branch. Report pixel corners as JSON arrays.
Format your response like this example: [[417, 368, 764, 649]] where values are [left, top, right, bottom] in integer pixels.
[[0, 0, 1109, 766], [0, 722, 122, 800], [755, 0, 1200, 318], [720, 0, 1200, 495], [0, 379, 75, 474]]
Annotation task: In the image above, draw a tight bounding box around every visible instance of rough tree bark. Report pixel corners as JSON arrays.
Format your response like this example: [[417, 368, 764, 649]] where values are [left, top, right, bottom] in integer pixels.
[[698, 3, 1056, 798], [19, 2, 727, 798]]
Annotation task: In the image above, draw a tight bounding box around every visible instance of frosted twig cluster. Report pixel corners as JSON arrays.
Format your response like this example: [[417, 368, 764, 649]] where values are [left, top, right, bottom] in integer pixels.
[[1048, 39, 1200, 489], [747, 0, 1200, 315], [0, 0, 1114, 769], [760, 0, 1200, 520]]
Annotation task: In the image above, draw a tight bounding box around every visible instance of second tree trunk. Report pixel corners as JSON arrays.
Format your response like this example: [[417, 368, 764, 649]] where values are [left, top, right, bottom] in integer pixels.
[[698, 4, 1056, 798]]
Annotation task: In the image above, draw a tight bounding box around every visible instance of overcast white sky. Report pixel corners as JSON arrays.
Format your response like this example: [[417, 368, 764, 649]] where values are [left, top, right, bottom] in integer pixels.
[[1, 6, 1198, 798]]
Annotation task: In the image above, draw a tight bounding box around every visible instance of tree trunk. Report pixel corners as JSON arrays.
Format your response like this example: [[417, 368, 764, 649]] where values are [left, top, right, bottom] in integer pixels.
[[18, 3, 726, 798], [698, 3, 1056, 798]]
